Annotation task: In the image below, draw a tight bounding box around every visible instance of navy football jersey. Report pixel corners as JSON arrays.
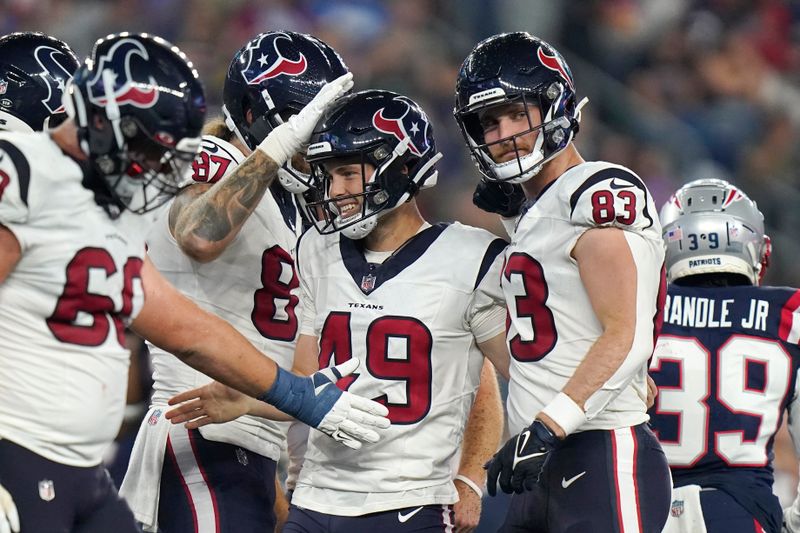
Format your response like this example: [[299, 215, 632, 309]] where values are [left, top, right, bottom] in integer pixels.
[[649, 283, 800, 533]]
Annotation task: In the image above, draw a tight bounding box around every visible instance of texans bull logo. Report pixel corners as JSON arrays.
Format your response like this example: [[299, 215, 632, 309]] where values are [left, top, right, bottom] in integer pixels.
[[241, 33, 308, 86], [537, 46, 574, 91], [87, 38, 159, 108], [371, 96, 431, 157], [34, 45, 75, 114]]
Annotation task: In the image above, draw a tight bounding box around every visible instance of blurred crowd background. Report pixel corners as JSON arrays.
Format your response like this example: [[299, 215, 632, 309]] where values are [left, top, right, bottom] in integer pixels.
[[5, 0, 800, 524]]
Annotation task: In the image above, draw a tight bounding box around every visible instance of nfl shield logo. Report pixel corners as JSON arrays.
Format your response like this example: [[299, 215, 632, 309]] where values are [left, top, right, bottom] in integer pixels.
[[361, 273, 376, 292], [38, 479, 55, 502], [670, 499, 684, 517], [148, 409, 162, 426], [0, 80, 7, 95]]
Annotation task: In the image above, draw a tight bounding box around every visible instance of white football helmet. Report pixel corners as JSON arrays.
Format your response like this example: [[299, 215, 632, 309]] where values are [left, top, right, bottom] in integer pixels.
[[660, 178, 771, 285]]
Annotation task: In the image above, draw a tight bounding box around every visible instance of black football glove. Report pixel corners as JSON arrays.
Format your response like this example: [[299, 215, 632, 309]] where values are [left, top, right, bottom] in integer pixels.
[[485, 419, 559, 496], [472, 180, 526, 218]]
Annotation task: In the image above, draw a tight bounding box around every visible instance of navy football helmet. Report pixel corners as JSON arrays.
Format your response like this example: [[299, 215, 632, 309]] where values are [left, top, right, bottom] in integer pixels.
[[64, 33, 206, 215], [454, 32, 587, 183], [304, 89, 442, 239], [222, 31, 349, 193], [0, 32, 79, 132]]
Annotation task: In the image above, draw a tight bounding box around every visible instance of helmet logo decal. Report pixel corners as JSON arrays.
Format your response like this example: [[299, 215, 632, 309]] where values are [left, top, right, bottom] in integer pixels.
[[87, 38, 159, 108], [242, 33, 308, 85], [34, 45, 75, 113], [372, 97, 430, 157], [537, 47, 574, 91], [722, 188, 743, 207]]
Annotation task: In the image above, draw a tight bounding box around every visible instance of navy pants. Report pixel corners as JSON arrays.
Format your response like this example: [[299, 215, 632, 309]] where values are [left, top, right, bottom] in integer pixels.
[[699, 489, 768, 533], [499, 424, 671, 532], [157, 427, 276, 533], [0, 438, 139, 533], [284, 503, 456, 532]]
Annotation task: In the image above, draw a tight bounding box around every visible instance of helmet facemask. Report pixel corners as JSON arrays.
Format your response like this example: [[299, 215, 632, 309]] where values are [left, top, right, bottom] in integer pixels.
[[305, 137, 440, 240], [105, 130, 200, 214], [455, 87, 586, 184]]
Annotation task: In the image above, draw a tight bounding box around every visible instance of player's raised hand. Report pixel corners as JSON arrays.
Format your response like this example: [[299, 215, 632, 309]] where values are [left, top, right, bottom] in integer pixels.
[[257, 72, 354, 166], [166, 381, 251, 429], [485, 419, 559, 495], [258, 358, 390, 450], [0, 483, 19, 533], [472, 179, 526, 218]]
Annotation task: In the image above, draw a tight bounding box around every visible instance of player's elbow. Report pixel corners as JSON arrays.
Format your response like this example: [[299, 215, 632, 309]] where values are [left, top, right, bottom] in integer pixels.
[[603, 324, 635, 361], [176, 234, 224, 263]]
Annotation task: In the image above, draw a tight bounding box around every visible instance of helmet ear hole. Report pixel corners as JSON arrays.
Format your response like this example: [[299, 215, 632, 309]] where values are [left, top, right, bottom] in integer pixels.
[[120, 116, 138, 138]]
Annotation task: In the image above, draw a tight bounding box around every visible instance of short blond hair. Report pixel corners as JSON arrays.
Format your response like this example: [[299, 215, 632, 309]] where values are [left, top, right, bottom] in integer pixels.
[[202, 117, 235, 141]]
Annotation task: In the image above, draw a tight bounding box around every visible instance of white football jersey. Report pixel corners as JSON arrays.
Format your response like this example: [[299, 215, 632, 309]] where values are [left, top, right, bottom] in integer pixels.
[[292, 222, 506, 515], [504, 161, 665, 435], [0, 132, 145, 467], [145, 135, 303, 459]]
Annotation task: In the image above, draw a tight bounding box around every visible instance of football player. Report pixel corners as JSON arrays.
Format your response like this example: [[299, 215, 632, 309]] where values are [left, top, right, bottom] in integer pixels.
[[0, 32, 78, 133], [456, 32, 671, 532], [0, 30, 78, 533], [120, 31, 352, 533], [166, 89, 509, 533], [0, 32, 386, 532], [650, 179, 797, 533]]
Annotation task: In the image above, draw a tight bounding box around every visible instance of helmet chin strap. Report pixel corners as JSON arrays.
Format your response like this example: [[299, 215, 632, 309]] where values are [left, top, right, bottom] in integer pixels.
[[222, 104, 250, 149]]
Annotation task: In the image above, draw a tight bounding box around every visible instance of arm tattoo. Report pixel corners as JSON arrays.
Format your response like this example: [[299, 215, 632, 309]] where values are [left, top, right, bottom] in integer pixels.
[[174, 151, 279, 244]]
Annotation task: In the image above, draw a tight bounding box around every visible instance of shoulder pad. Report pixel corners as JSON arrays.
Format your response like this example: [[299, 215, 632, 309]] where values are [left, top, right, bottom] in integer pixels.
[[186, 135, 246, 185], [568, 165, 655, 231]]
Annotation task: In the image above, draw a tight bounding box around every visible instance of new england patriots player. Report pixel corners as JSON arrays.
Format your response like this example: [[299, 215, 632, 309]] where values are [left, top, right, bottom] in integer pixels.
[[0, 28, 79, 533], [650, 179, 798, 533], [0, 32, 386, 533], [167, 89, 509, 533], [456, 32, 671, 532], [120, 31, 352, 533]]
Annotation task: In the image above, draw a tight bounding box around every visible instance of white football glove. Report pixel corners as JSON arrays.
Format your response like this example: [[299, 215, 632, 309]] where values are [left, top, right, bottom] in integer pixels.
[[259, 358, 390, 450], [785, 505, 800, 533], [0, 483, 19, 533], [257, 72, 354, 166]]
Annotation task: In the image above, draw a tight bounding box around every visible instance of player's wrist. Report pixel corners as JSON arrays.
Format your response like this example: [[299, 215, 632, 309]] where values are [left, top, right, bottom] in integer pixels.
[[454, 474, 484, 499], [540, 392, 586, 437], [258, 367, 325, 427], [256, 122, 295, 166]]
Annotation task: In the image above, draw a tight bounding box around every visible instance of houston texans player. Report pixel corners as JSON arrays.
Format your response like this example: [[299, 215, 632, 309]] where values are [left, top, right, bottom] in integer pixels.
[[166, 89, 508, 532], [0, 32, 386, 533], [0, 32, 79, 133], [0, 29, 79, 533], [456, 32, 671, 532], [120, 31, 352, 533], [650, 179, 799, 533]]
